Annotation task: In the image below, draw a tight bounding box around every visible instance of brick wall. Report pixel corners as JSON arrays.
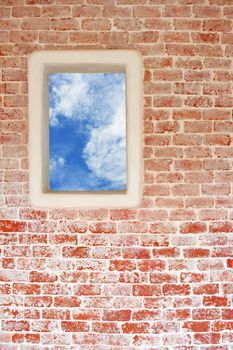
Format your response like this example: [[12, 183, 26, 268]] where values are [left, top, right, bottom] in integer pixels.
[[1, 0, 233, 348]]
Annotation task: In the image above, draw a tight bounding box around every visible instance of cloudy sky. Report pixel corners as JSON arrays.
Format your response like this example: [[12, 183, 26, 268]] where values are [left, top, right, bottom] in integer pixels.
[[49, 72, 127, 191]]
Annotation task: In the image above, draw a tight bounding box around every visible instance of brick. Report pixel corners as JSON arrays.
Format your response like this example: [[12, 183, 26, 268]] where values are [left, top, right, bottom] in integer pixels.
[[73, 5, 101, 17], [41, 5, 70, 16], [12, 6, 41, 17], [174, 82, 202, 95], [174, 134, 202, 146], [39, 32, 68, 44], [12, 283, 41, 295], [122, 322, 150, 334], [92, 322, 120, 333], [154, 95, 182, 107], [183, 321, 210, 332], [51, 17, 79, 30], [162, 284, 190, 296], [161, 31, 189, 43], [61, 321, 89, 332], [2, 320, 30, 332], [103, 310, 131, 321], [62, 246, 90, 258], [54, 297, 81, 307], [166, 44, 197, 56], [144, 18, 172, 30], [174, 19, 202, 30], [203, 19, 232, 32], [164, 5, 191, 17], [82, 18, 111, 30], [0, 220, 26, 232], [185, 96, 213, 108], [193, 284, 219, 295], [184, 248, 210, 258], [21, 18, 49, 29], [203, 296, 228, 307], [133, 6, 161, 18], [102, 5, 130, 17], [202, 184, 230, 196], [222, 309, 233, 319]]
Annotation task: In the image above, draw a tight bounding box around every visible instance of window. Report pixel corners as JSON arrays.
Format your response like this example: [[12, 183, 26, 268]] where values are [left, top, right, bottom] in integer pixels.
[[28, 50, 142, 208]]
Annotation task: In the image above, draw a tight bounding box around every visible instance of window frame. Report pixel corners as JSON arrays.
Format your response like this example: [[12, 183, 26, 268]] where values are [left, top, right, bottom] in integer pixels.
[[28, 49, 142, 208]]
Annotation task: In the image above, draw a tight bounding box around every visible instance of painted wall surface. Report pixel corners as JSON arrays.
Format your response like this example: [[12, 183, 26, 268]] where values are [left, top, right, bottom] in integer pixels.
[[1, 1, 233, 348]]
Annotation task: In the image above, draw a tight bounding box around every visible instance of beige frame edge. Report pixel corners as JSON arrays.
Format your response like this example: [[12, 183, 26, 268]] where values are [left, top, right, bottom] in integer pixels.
[[28, 49, 142, 208]]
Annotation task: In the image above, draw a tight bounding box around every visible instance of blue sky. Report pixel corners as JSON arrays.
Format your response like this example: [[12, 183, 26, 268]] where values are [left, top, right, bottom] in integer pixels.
[[49, 72, 126, 191]]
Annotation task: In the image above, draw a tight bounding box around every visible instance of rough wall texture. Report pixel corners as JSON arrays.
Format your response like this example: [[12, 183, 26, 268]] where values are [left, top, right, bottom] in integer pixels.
[[1, 0, 233, 349]]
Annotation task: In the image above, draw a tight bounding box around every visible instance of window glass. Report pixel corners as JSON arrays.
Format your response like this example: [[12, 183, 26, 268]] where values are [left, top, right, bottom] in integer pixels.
[[49, 72, 127, 191]]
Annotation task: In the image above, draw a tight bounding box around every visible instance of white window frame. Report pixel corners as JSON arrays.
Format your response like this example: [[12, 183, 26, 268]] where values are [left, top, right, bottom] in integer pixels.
[[28, 49, 142, 208]]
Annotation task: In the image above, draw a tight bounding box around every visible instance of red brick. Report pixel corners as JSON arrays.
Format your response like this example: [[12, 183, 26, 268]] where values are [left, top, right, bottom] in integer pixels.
[[73, 309, 100, 321], [2, 320, 30, 332], [82, 18, 111, 30], [133, 310, 160, 322], [61, 321, 89, 332], [92, 322, 120, 333], [109, 260, 136, 271], [62, 246, 90, 258], [29, 271, 58, 283], [103, 310, 131, 321], [21, 18, 49, 30], [51, 17, 79, 30], [41, 5, 70, 16], [154, 95, 182, 107], [174, 134, 202, 146], [12, 6, 41, 17], [174, 82, 202, 95], [203, 19, 232, 32], [203, 296, 228, 307], [193, 284, 219, 295], [150, 272, 177, 284], [224, 5, 233, 17], [164, 5, 191, 17], [122, 322, 150, 334], [144, 57, 172, 69], [58, 221, 87, 233], [73, 5, 101, 17], [39, 31, 68, 44], [19, 208, 47, 220], [54, 297, 81, 307], [89, 222, 116, 234], [0, 220, 26, 232], [166, 44, 197, 56], [153, 69, 183, 81], [169, 209, 196, 221], [133, 284, 161, 296], [202, 184, 230, 196], [184, 248, 210, 258], [183, 321, 210, 332], [144, 82, 171, 94], [194, 6, 221, 18], [114, 18, 141, 31], [133, 6, 161, 18], [173, 109, 201, 120], [162, 31, 189, 43], [12, 283, 40, 295], [174, 19, 202, 30], [69, 31, 98, 43], [153, 247, 179, 258], [212, 321, 233, 332], [152, 321, 179, 334]]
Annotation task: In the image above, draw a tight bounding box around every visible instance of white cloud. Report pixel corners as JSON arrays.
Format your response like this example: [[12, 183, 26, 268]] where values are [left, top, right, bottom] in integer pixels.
[[49, 73, 127, 189], [83, 98, 126, 187], [49, 74, 91, 126]]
